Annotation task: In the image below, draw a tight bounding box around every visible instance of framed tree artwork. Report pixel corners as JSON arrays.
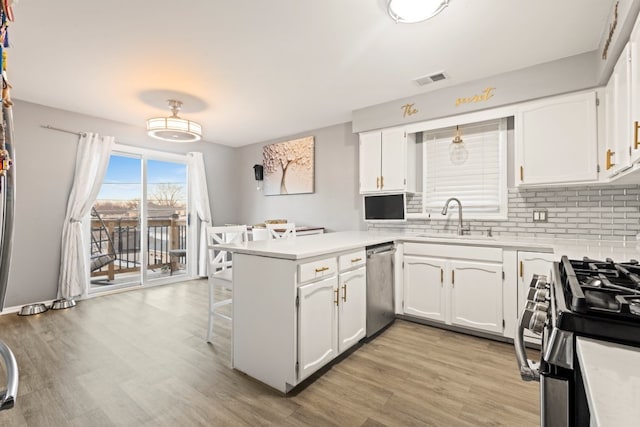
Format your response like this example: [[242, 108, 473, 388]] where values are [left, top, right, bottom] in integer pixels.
[[263, 136, 314, 195]]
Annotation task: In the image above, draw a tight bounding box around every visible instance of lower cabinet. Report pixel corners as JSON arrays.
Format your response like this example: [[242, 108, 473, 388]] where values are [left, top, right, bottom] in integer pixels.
[[449, 260, 503, 334], [338, 267, 367, 353], [297, 276, 338, 381], [297, 266, 366, 381], [403, 256, 446, 322], [403, 245, 504, 335]]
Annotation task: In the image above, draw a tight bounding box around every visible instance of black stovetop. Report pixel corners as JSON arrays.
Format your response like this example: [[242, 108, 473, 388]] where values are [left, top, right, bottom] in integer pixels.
[[553, 256, 640, 347]]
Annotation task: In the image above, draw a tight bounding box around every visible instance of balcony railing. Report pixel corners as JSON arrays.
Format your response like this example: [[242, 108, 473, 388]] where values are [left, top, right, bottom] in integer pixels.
[[91, 216, 187, 280]]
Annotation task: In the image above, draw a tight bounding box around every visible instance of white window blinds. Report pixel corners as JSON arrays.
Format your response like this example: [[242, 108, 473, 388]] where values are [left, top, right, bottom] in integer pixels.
[[424, 118, 507, 218]]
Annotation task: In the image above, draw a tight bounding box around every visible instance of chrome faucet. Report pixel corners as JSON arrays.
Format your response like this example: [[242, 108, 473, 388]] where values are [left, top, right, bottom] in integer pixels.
[[441, 197, 471, 236]]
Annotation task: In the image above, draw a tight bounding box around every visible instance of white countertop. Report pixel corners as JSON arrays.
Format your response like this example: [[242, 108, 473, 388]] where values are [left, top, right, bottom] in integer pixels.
[[216, 231, 398, 260], [576, 337, 640, 427], [216, 230, 640, 261]]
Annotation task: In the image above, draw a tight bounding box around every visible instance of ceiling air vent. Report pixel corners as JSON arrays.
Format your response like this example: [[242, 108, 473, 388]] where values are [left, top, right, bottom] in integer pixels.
[[414, 72, 447, 86]]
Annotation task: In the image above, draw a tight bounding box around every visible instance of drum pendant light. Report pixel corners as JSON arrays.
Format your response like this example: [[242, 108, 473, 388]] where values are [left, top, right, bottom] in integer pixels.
[[146, 99, 202, 142]]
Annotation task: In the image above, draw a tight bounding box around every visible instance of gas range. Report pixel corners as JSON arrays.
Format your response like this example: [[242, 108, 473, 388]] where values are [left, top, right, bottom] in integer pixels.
[[515, 255, 640, 426]]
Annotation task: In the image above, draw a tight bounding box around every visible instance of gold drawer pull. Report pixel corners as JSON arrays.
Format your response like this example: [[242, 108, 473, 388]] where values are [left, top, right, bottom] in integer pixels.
[[519, 166, 524, 182], [342, 284, 347, 302], [376, 176, 380, 189], [315, 266, 329, 273], [635, 121, 639, 150], [452, 270, 455, 287], [380, 176, 384, 188], [440, 268, 443, 284], [334, 288, 339, 306], [351, 257, 362, 263]]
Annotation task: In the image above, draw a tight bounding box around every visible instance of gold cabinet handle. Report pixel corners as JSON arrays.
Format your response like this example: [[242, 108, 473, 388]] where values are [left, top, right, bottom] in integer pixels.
[[440, 268, 443, 284], [519, 261, 523, 278], [376, 176, 380, 189], [519, 166, 524, 182], [334, 288, 339, 306], [351, 257, 362, 263], [380, 176, 384, 189], [342, 284, 347, 302], [606, 149, 615, 170], [315, 266, 329, 273], [635, 121, 639, 150], [452, 270, 455, 287]]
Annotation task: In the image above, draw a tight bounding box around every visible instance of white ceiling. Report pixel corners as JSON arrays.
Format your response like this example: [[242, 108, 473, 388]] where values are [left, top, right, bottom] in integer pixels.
[[9, 0, 613, 147]]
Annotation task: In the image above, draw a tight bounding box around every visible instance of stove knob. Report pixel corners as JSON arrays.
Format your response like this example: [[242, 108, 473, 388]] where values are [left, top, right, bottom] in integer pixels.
[[527, 287, 550, 302], [529, 275, 548, 289], [526, 300, 549, 313], [528, 310, 547, 335]]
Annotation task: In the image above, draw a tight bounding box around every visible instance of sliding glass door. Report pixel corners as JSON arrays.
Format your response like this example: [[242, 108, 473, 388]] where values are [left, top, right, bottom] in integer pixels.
[[90, 148, 191, 293]]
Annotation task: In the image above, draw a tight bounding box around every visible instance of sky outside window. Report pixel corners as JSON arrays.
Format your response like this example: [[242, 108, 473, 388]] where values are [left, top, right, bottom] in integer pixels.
[[97, 155, 187, 202]]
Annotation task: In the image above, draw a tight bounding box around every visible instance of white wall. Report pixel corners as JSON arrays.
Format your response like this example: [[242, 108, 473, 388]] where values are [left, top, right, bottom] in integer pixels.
[[4, 100, 237, 307], [234, 122, 364, 232]]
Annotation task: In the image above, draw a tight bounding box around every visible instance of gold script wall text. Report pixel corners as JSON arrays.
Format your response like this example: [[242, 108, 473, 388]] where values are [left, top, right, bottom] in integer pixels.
[[401, 103, 418, 118], [455, 87, 495, 107]]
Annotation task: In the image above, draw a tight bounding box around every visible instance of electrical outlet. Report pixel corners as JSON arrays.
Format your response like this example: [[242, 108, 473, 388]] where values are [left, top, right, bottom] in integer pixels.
[[533, 208, 548, 223]]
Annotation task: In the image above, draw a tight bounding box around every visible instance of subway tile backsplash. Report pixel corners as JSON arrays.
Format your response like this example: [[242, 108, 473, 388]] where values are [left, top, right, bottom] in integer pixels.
[[367, 185, 640, 241]]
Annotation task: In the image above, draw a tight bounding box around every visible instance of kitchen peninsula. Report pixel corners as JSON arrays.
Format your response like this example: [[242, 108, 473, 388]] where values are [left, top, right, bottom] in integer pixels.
[[219, 231, 396, 393]]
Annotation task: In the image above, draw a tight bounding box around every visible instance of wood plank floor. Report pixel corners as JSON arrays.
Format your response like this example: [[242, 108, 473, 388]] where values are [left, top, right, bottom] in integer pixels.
[[0, 279, 540, 426]]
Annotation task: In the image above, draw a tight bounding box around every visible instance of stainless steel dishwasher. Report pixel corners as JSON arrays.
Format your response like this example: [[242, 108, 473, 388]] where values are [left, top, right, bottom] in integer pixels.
[[366, 243, 395, 337]]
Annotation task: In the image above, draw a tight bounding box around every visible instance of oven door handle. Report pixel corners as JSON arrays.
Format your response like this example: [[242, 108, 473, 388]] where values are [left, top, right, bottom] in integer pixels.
[[515, 309, 541, 382]]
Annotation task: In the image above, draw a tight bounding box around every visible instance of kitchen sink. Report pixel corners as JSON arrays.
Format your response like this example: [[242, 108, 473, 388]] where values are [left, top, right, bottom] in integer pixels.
[[416, 232, 497, 240]]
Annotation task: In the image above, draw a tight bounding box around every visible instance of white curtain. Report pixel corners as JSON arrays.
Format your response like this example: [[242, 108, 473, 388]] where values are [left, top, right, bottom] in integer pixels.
[[58, 133, 114, 299], [188, 152, 213, 277]]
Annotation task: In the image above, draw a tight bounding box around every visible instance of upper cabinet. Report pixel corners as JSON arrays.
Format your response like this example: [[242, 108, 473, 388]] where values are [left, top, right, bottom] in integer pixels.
[[514, 91, 599, 186], [359, 127, 415, 194], [604, 43, 632, 178], [630, 15, 640, 165]]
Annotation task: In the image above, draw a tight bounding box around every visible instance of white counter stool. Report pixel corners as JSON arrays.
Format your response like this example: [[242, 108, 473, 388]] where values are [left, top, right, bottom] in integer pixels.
[[266, 222, 296, 239], [206, 225, 248, 343]]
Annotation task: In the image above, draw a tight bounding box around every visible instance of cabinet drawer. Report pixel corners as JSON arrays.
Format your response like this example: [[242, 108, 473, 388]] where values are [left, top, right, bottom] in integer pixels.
[[298, 257, 337, 283], [338, 250, 366, 272], [404, 243, 502, 262]]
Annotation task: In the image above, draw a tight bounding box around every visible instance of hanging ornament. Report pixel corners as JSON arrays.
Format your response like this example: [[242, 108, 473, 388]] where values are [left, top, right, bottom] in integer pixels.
[[1, 0, 14, 21]]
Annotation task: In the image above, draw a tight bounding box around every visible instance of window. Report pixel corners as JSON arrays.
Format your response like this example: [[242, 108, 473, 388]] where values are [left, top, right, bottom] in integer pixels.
[[423, 118, 507, 219]]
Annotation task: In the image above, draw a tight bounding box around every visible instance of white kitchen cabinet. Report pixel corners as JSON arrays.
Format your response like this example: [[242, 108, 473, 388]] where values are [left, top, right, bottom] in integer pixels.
[[359, 131, 382, 193], [604, 43, 632, 178], [403, 255, 446, 322], [517, 251, 555, 343], [233, 244, 375, 393], [629, 15, 640, 164], [402, 244, 504, 336], [515, 91, 598, 186], [449, 260, 503, 334], [359, 127, 415, 193], [337, 267, 366, 353], [295, 250, 368, 382], [297, 276, 339, 381]]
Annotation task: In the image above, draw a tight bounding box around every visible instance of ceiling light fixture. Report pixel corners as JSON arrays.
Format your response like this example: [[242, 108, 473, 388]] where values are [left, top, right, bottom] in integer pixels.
[[387, 0, 449, 24], [146, 99, 202, 142]]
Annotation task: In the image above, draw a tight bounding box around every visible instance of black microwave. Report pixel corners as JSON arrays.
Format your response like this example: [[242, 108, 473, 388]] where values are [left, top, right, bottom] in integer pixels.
[[364, 193, 406, 221]]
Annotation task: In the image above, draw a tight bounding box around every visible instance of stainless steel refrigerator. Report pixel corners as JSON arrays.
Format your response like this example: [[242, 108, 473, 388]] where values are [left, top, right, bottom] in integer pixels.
[[0, 105, 19, 411]]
